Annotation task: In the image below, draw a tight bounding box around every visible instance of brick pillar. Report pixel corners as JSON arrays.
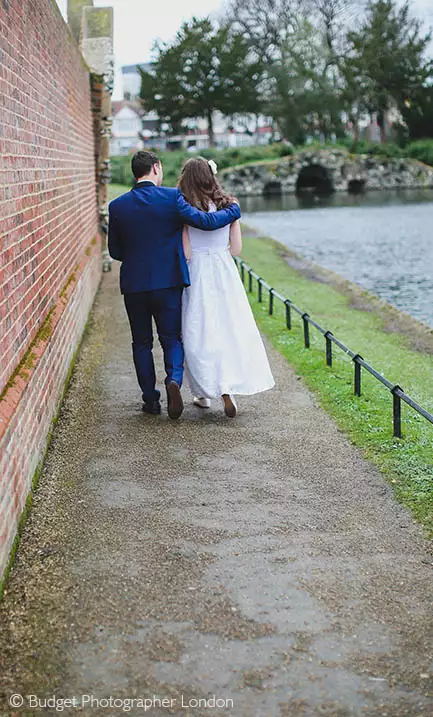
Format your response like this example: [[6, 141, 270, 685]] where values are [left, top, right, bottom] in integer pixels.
[[67, 0, 94, 43], [80, 7, 114, 272]]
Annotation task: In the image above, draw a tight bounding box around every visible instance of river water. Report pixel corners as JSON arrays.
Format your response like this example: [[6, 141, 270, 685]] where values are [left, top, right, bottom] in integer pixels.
[[242, 190, 433, 328]]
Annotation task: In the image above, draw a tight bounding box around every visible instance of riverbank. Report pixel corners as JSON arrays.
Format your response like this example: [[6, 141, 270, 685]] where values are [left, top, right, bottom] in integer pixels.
[[241, 197, 433, 327], [239, 228, 433, 536]]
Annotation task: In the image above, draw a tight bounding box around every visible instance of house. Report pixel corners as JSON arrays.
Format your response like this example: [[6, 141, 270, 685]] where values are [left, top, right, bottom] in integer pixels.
[[110, 101, 145, 155], [110, 64, 161, 155], [115, 63, 276, 152], [175, 113, 276, 151], [361, 107, 402, 143], [110, 99, 160, 156]]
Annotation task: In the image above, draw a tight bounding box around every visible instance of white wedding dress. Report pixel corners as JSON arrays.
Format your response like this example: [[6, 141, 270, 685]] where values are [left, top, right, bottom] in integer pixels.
[[182, 206, 275, 399]]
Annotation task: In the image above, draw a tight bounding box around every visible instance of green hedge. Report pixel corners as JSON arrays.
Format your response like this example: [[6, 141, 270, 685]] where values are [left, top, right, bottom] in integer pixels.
[[347, 140, 404, 158], [111, 139, 433, 187], [302, 138, 433, 165], [110, 144, 294, 187], [405, 139, 433, 166]]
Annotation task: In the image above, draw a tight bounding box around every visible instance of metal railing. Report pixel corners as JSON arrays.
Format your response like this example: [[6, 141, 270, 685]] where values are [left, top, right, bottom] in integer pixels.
[[234, 256, 433, 439]]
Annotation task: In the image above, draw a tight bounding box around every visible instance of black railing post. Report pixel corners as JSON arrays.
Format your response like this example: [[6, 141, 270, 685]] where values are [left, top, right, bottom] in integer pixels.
[[353, 354, 363, 396], [302, 313, 310, 348], [325, 331, 333, 366], [392, 385, 403, 438], [235, 258, 433, 438], [285, 300, 292, 330]]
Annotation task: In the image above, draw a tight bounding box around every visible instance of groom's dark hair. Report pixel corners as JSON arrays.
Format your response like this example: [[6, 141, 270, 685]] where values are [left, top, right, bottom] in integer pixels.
[[131, 151, 160, 180]]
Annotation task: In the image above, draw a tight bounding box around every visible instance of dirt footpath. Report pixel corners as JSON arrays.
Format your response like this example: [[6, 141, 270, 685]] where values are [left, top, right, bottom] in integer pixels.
[[0, 266, 432, 717]]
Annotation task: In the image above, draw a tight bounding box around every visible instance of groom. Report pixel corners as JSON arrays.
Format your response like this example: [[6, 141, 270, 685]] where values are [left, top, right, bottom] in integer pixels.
[[108, 151, 241, 419]]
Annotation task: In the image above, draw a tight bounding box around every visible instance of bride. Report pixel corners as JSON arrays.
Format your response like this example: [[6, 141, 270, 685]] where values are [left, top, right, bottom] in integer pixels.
[[179, 157, 275, 417]]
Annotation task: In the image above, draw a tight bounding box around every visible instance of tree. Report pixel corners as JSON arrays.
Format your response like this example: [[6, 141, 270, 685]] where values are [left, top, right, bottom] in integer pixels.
[[345, 0, 432, 142], [139, 18, 263, 145], [227, 0, 305, 65], [227, 0, 304, 139], [310, 0, 362, 54], [398, 86, 433, 140], [228, 0, 352, 142], [269, 17, 346, 141], [307, 1, 367, 141]]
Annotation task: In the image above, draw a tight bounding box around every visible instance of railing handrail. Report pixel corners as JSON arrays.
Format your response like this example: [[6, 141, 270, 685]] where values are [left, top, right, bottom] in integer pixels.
[[235, 257, 433, 439]]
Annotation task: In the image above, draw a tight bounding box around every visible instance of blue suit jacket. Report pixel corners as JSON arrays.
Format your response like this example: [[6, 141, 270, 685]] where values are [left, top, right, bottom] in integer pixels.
[[108, 182, 241, 294]]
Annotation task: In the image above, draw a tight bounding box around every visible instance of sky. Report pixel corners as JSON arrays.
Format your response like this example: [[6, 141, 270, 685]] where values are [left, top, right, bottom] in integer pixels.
[[55, 0, 433, 100], [56, 0, 223, 98]]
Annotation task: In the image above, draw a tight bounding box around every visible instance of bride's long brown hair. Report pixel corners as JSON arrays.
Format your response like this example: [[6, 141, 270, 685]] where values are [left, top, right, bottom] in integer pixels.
[[178, 157, 237, 211]]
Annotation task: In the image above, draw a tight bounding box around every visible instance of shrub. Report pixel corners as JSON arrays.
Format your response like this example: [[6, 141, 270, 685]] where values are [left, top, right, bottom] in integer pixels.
[[110, 155, 135, 186], [110, 143, 295, 187], [406, 139, 433, 166], [349, 139, 433, 165], [294, 138, 433, 166], [350, 140, 405, 158]]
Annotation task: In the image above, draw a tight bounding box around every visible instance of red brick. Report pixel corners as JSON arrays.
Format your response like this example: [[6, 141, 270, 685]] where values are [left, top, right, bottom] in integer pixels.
[[0, 0, 101, 578]]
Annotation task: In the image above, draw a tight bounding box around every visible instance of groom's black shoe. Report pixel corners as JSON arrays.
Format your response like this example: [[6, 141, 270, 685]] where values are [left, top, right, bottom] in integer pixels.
[[142, 400, 161, 415], [166, 380, 184, 420]]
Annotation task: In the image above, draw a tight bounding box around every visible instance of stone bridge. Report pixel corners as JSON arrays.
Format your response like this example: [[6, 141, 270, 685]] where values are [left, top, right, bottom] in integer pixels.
[[221, 149, 433, 197]]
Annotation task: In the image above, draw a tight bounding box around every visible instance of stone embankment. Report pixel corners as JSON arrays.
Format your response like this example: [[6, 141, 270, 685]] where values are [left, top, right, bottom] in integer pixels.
[[221, 148, 433, 196]]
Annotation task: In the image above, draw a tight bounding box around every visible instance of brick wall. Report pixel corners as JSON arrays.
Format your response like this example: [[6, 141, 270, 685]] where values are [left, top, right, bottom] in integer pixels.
[[0, 0, 101, 577]]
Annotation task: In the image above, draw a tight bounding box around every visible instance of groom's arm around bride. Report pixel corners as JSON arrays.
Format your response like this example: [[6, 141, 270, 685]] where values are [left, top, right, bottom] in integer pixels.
[[175, 188, 240, 230]]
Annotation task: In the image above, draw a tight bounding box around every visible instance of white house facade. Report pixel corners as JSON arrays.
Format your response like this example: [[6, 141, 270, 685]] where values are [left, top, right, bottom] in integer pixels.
[[110, 102, 145, 155]]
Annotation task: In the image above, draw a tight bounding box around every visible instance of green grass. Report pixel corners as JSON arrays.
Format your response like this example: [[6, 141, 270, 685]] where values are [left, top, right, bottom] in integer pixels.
[[108, 183, 130, 202], [239, 231, 433, 536]]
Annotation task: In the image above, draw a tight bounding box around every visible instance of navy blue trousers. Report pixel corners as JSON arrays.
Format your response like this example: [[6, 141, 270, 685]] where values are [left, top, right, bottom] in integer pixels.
[[124, 287, 184, 403]]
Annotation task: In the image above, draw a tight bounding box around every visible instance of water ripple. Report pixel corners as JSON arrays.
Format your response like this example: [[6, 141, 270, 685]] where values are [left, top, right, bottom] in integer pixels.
[[243, 191, 433, 327]]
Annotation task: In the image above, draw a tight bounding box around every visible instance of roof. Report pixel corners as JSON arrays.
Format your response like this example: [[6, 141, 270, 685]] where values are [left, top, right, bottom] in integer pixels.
[[121, 63, 153, 75], [111, 100, 144, 117]]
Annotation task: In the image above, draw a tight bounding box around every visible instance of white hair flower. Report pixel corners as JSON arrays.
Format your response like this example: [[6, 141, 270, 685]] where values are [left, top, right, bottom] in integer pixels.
[[208, 159, 218, 175]]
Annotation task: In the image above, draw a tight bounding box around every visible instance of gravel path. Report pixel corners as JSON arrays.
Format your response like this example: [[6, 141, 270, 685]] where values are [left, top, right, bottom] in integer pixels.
[[0, 267, 432, 717]]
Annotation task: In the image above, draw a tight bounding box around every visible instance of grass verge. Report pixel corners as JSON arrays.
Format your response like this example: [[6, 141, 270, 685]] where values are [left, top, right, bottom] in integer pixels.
[[239, 230, 433, 537], [108, 183, 130, 202]]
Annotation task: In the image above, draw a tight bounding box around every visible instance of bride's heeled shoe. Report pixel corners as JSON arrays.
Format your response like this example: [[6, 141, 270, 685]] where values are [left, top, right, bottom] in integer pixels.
[[221, 394, 237, 417], [193, 396, 211, 409]]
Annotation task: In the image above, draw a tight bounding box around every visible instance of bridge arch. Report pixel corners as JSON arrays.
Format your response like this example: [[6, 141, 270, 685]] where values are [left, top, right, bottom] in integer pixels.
[[263, 180, 282, 197], [296, 164, 334, 196], [348, 178, 366, 194]]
